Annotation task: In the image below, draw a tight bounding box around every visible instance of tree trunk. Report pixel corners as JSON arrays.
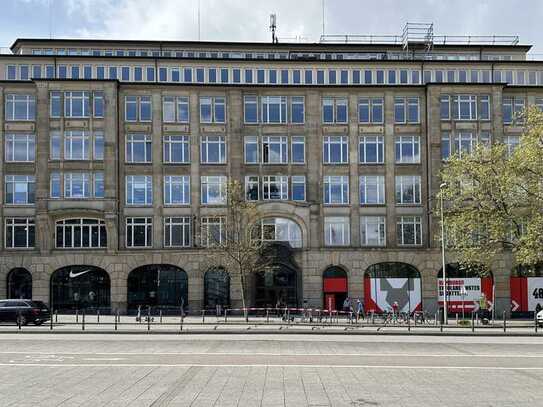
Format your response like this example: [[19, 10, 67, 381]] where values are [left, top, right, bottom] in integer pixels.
[[239, 265, 248, 322]]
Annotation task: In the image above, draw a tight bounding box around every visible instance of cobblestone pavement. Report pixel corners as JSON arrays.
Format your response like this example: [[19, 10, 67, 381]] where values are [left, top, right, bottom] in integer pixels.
[[0, 333, 542, 406]]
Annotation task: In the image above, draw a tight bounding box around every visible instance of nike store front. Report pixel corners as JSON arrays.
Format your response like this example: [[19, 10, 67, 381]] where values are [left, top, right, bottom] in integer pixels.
[[50, 265, 111, 312]]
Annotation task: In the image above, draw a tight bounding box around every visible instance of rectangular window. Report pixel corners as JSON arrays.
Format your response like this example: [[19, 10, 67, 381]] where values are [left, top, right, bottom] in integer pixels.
[[94, 172, 104, 198], [64, 172, 91, 198], [244, 95, 258, 123], [323, 175, 349, 205], [201, 217, 225, 247], [184, 68, 192, 82], [5, 175, 35, 204], [164, 175, 190, 205], [93, 131, 104, 160], [93, 91, 104, 118], [5, 218, 35, 249], [291, 175, 306, 201], [126, 134, 152, 163], [6, 65, 16, 80], [125, 175, 153, 205], [394, 97, 419, 124], [64, 91, 90, 118], [50, 91, 61, 118], [322, 97, 348, 124], [201, 176, 227, 204], [358, 97, 383, 123], [199, 96, 225, 123], [244, 135, 259, 163], [245, 176, 259, 201], [200, 135, 226, 164], [360, 216, 386, 246], [64, 130, 90, 160], [31, 65, 41, 79], [290, 96, 305, 124], [262, 136, 288, 164], [5, 134, 35, 162], [479, 95, 490, 120], [505, 135, 520, 156], [126, 217, 153, 248], [263, 175, 288, 200], [440, 95, 450, 120], [395, 175, 421, 204], [291, 136, 305, 164], [323, 135, 348, 164], [163, 135, 190, 163], [5, 94, 36, 121], [397, 216, 422, 245], [304, 70, 313, 84], [50, 172, 61, 198], [121, 66, 130, 81], [261, 96, 287, 124], [164, 217, 191, 247], [146, 66, 155, 81], [50, 131, 61, 160], [395, 135, 420, 163], [441, 132, 451, 161], [19, 65, 29, 80], [359, 135, 384, 164], [359, 175, 385, 205], [244, 69, 253, 83], [324, 217, 350, 246], [453, 132, 476, 157], [124, 96, 151, 122], [162, 96, 189, 123], [455, 95, 477, 120]]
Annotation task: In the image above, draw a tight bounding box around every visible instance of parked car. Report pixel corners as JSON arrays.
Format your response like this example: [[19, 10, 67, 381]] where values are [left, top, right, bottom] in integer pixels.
[[537, 309, 543, 328], [0, 299, 50, 326]]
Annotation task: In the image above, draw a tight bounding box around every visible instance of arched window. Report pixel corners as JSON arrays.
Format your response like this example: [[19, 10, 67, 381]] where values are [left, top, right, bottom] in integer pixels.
[[7, 268, 32, 299], [127, 264, 188, 312], [364, 262, 422, 313], [50, 265, 110, 311], [253, 217, 302, 248], [55, 218, 107, 249], [204, 268, 230, 309]]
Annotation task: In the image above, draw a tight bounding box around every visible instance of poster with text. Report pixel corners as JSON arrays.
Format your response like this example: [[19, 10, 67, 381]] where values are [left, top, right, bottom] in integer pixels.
[[364, 277, 422, 313], [437, 277, 493, 312], [511, 277, 543, 313]]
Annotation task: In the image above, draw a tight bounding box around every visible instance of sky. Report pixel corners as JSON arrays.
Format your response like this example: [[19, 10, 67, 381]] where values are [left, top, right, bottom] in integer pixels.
[[1, 0, 542, 54]]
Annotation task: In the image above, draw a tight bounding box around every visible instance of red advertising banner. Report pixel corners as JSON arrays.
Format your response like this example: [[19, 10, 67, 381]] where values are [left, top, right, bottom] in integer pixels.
[[437, 277, 493, 312], [510, 277, 543, 313]]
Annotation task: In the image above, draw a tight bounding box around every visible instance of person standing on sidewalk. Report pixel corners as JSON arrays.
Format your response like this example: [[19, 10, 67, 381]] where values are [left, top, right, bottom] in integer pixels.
[[356, 298, 364, 322]]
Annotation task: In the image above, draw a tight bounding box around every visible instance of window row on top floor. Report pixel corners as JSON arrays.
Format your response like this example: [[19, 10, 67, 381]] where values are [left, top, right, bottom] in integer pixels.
[[49, 91, 104, 118], [8, 62, 543, 86]]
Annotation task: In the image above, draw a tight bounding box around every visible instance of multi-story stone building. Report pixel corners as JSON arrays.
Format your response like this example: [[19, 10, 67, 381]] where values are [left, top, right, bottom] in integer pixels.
[[0, 30, 540, 315]]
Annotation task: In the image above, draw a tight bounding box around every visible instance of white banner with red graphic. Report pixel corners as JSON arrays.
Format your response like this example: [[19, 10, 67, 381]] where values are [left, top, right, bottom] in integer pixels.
[[437, 277, 493, 312], [511, 277, 543, 313], [364, 277, 422, 313]]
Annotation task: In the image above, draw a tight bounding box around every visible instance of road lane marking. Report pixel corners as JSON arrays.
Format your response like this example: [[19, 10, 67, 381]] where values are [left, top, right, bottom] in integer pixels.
[[1, 351, 543, 358], [2, 362, 543, 370]]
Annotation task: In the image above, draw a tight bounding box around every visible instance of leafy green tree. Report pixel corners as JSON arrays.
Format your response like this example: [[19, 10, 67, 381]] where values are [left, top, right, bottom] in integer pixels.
[[439, 106, 543, 269]]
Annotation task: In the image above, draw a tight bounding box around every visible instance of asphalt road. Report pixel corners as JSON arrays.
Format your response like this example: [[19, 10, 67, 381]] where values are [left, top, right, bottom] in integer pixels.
[[0, 333, 542, 406]]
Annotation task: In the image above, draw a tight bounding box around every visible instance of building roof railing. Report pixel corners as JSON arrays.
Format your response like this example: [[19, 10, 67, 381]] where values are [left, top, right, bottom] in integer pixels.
[[320, 34, 520, 47]]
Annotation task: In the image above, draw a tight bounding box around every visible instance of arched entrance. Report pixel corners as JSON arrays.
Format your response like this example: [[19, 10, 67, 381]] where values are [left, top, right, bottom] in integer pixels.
[[50, 265, 110, 312], [437, 263, 493, 314], [7, 268, 32, 299], [510, 264, 542, 317], [364, 262, 422, 313], [204, 267, 230, 309], [322, 266, 348, 311], [127, 264, 188, 312], [254, 243, 299, 308]]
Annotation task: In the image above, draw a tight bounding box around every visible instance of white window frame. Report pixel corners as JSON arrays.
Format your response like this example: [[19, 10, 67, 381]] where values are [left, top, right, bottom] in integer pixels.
[[201, 176, 227, 205], [164, 217, 192, 248], [395, 135, 421, 164], [262, 175, 289, 200], [126, 217, 153, 248], [125, 175, 153, 206], [359, 135, 384, 164], [359, 175, 385, 205], [324, 217, 351, 246], [5, 134, 35, 162], [395, 175, 421, 205], [360, 216, 386, 247], [261, 135, 288, 164], [163, 135, 190, 164], [323, 175, 349, 205], [4, 217, 35, 249], [200, 135, 227, 164], [323, 135, 349, 164], [397, 216, 422, 245], [125, 133, 152, 163], [163, 175, 190, 205]]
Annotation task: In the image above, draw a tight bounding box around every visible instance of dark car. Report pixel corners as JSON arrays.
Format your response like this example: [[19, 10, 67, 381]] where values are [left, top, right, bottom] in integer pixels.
[[0, 299, 50, 326]]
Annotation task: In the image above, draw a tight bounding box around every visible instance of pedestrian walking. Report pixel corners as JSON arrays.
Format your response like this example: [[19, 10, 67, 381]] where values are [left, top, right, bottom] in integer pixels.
[[392, 301, 399, 322], [356, 298, 364, 322]]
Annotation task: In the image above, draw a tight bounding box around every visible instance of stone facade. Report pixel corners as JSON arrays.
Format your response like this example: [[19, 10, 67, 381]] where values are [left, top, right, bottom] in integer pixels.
[[0, 38, 537, 315]]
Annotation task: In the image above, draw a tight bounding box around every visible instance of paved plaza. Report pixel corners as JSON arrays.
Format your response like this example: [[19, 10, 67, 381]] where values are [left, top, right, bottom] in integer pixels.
[[0, 333, 542, 406]]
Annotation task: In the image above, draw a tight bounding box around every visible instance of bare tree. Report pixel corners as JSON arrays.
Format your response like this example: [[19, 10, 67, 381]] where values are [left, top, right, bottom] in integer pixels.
[[199, 180, 269, 320]]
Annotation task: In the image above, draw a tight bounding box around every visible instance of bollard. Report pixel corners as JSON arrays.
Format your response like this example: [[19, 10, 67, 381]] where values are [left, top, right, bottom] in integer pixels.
[[97, 309, 100, 324], [408, 313, 411, 332], [160, 310, 163, 324], [17, 310, 21, 331], [82, 309, 85, 331], [435, 312, 438, 326], [147, 306, 151, 331], [50, 310, 53, 330], [114, 309, 118, 331], [371, 311, 375, 325], [202, 309, 205, 324], [471, 312, 475, 332], [287, 309, 291, 325], [535, 313, 538, 333], [117, 309, 120, 325], [440, 310, 443, 332], [456, 313, 458, 325], [266, 309, 269, 323], [503, 310, 506, 332], [76, 309, 79, 323], [224, 308, 228, 323], [180, 307, 184, 331], [55, 310, 58, 323]]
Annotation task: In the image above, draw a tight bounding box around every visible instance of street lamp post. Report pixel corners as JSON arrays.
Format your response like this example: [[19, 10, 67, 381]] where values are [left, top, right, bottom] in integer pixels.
[[440, 182, 448, 325]]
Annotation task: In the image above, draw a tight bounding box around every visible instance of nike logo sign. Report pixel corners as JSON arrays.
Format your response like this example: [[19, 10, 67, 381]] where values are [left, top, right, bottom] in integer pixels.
[[69, 269, 91, 278]]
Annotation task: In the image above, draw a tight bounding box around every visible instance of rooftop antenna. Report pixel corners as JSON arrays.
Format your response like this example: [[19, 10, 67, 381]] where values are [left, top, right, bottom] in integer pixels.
[[270, 13, 278, 43]]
